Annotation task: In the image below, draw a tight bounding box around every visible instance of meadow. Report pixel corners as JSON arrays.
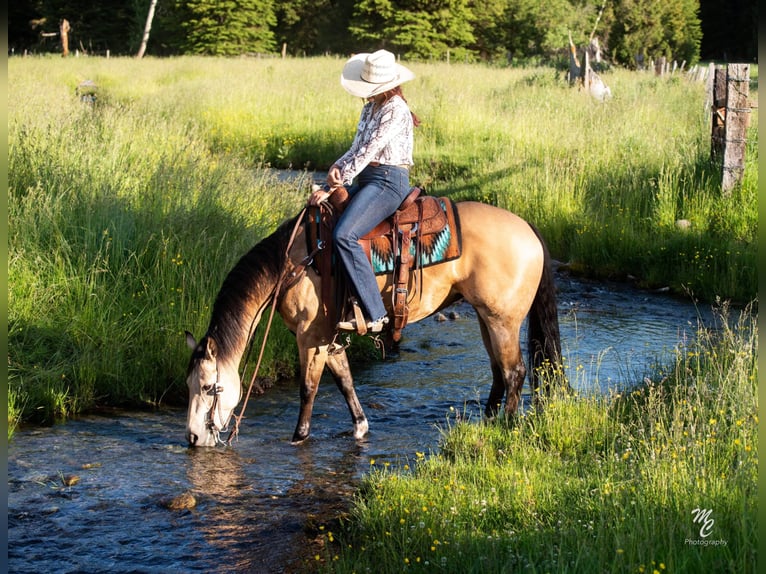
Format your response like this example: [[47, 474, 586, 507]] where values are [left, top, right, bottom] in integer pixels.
[[7, 54, 758, 573], [7, 54, 757, 424]]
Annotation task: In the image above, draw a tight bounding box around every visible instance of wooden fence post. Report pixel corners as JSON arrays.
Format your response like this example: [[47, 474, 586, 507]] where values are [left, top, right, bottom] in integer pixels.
[[60, 19, 70, 57], [720, 64, 750, 193]]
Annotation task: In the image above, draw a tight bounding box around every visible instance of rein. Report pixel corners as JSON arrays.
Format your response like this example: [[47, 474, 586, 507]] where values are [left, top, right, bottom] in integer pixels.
[[224, 207, 318, 446]]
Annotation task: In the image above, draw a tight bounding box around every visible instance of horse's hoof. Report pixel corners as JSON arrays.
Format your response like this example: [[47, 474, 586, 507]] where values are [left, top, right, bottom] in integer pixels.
[[291, 433, 310, 445], [353, 419, 369, 440]]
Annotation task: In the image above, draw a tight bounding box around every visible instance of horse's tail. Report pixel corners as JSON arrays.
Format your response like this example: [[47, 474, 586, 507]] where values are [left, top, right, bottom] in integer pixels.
[[527, 224, 568, 396]]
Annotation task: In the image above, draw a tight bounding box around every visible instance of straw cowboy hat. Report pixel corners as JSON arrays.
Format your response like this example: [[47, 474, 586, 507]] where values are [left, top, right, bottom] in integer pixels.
[[340, 49, 415, 98]]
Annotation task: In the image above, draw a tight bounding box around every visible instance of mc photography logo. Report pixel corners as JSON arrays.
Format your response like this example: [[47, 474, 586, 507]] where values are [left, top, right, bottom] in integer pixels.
[[685, 508, 728, 546]]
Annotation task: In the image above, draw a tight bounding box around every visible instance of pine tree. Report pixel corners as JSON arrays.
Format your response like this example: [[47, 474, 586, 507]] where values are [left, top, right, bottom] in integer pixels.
[[608, 0, 701, 67], [182, 0, 276, 56], [350, 0, 475, 60]]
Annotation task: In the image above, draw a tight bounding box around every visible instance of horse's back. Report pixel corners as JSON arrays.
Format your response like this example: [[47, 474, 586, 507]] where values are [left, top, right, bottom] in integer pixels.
[[452, 202, 544, 312], [455, 201, 543, 272], [401, 201, 544, 323]]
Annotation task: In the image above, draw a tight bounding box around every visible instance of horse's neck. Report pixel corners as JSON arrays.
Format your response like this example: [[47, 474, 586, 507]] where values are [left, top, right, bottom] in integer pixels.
[[208, 215, 299, 366], [209, 283, 274, 368]]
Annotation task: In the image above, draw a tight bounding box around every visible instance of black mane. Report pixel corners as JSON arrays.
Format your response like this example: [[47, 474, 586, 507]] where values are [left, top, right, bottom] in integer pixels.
[[204, 214, 299, 363]]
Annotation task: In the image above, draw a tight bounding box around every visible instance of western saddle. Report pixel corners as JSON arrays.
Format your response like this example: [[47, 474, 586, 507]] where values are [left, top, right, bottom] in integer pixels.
[[307, 185, 453, 342]]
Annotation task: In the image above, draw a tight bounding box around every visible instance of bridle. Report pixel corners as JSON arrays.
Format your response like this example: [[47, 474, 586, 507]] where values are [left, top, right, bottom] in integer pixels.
[[202, 364, 241, 446]]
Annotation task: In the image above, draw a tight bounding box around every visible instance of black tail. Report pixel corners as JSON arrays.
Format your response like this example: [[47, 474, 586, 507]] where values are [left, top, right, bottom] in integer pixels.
[[527, 225, 568, 395]]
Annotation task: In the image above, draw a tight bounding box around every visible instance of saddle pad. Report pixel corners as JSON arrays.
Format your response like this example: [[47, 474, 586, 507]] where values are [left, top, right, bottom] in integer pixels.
[[368, 197, 462, 275]]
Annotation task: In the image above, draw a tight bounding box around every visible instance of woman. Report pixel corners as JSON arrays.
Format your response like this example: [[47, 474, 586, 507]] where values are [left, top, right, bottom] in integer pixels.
[[309, 49, 419, 333]]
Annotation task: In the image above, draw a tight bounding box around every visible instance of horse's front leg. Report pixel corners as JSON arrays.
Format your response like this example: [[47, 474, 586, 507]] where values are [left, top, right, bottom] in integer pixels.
[[326, 350, 368, 440], [292, 344, 327, 444]]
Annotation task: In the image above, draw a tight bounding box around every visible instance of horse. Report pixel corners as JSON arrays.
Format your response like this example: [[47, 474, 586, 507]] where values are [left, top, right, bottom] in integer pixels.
[[184, 200, 564, 447]]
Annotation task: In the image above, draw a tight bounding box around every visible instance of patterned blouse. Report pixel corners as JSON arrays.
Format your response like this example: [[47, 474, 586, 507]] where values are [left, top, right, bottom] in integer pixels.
[[334, 95, 414, 185]]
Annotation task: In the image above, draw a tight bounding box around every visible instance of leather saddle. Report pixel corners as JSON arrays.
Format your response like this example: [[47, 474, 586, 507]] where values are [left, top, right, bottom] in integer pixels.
[[307, 185, 460, 342]]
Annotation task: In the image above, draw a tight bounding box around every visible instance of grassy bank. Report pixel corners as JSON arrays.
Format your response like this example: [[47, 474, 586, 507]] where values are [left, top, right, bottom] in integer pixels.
[[313, 304, 757, 573], [8, 56, 757, 428]]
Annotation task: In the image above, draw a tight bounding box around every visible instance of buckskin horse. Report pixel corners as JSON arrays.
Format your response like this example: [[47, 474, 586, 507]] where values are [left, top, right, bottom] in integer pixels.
[[184, 197, 564, 447]]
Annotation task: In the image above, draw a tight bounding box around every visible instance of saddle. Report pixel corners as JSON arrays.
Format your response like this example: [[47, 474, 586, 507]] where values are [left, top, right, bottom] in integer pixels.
[[307, 186, 461, 342]]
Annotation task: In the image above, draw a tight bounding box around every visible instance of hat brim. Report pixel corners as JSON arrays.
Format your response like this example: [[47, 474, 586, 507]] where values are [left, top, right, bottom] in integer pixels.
[[340, 53, 415, 98]]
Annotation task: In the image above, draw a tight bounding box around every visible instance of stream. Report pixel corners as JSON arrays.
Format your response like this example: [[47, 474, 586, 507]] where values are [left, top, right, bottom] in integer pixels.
[[7, 272, 711, 573]]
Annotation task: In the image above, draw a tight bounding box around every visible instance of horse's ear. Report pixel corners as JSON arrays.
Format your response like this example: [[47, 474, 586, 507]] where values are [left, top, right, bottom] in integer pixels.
[[204, 337, 218, 360], [185, 331, 197, 350]]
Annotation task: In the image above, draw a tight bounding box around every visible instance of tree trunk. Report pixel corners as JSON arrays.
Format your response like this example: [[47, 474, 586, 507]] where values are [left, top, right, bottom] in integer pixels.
[[136, 0, 159, 59]]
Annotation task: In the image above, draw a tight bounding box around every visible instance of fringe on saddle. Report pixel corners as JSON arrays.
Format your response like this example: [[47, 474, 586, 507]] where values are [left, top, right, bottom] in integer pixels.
[[305, 185, 462, 342]]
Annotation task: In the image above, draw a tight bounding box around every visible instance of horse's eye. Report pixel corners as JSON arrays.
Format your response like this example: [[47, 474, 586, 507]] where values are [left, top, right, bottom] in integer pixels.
[[201, 384, 212, 392]]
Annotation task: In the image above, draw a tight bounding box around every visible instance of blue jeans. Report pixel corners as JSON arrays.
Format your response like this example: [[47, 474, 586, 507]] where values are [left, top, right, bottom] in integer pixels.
[[333, 164, 410, 320]]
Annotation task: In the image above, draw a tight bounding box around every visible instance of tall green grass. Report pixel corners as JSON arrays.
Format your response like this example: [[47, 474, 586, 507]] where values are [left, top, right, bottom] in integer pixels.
[[9, 57, 310, 424], [314, 304, 757, 573], [8, 56, 757, 427]]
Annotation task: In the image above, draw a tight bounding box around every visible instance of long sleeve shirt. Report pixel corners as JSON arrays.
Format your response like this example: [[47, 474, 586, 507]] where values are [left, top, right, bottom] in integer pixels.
[[334, 95, 414, 185]]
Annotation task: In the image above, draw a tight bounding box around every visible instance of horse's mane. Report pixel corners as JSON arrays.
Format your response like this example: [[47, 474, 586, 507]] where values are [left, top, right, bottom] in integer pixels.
[[204, 214, 300, 364]]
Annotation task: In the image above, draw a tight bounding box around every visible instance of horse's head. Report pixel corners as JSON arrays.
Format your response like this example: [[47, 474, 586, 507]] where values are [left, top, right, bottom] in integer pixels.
[[184, 332, 242, 447]]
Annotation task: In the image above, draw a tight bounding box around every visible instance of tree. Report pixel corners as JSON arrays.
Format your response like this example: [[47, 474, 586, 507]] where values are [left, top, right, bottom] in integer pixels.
[[37, 0, 136, 54], [502, 0, 579, 62], [350, 0, 475, 61], [181, 0, 276, 56], [274, 0, 356, 56], [699, 0, 757, 61], [467, 0, 508, 61], [136, 0, 159, 58], [608, 0, 701, 67]]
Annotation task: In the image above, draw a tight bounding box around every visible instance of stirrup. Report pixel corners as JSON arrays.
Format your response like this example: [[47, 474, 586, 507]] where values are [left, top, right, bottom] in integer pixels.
[[336, 316, 388, 334]]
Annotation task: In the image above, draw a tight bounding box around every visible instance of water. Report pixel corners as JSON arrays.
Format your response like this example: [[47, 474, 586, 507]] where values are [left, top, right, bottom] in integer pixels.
[[7, 273, 710, 573]]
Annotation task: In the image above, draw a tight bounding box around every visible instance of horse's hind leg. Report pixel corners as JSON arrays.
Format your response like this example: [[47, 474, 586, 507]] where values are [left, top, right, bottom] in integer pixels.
[[477, 316, 526, 418], [326, 350, 369, 439]]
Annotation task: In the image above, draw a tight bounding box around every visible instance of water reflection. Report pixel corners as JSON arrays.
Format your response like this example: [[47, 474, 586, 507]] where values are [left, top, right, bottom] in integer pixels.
[[180, 429, 367, 572]]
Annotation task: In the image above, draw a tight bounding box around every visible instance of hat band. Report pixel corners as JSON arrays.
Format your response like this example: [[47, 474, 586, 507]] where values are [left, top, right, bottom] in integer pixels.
[[362, 65, 396, 85]]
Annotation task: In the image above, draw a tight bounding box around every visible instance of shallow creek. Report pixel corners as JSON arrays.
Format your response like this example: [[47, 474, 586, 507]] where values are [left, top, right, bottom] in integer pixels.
[[8, 272, 711, 573]]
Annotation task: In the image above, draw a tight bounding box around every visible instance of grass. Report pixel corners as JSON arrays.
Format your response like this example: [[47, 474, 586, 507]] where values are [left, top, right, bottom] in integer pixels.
[[7, 55, 757, 428], [312, 303, 757, 573]]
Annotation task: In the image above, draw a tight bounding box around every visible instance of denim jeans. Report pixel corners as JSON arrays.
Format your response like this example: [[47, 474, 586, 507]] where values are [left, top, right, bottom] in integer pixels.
[[333, 164, 410, 320]]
